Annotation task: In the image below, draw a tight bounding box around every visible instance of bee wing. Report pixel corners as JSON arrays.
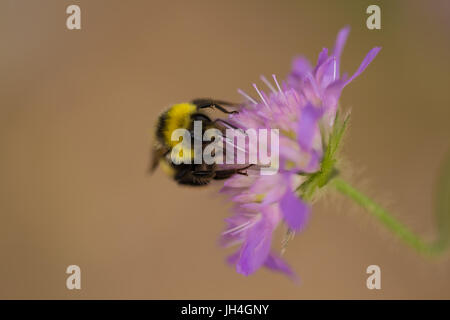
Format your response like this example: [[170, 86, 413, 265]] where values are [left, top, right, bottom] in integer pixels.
[[149, 144, 170, 173]]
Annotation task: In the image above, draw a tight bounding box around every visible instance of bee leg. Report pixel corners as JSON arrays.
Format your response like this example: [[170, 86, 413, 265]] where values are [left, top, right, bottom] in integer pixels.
[[213, 170, 237, 180], [236, 164, 254, 175], [213, 164, 254, 180], [192, 170, 214, 176], [192, 98, 238, 107], [191, 170, 215, 185], [210, 104, 239, 115], [192, 99, 239, 115], [174, 168, 212, 186]]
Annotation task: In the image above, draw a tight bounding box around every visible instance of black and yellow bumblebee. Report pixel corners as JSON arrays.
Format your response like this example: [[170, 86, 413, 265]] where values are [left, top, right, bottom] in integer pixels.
[[150, 99, 252, 185]]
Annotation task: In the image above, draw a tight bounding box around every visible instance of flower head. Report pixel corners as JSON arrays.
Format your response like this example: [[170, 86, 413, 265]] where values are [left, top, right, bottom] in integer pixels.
[[220, 27, 380, 280]]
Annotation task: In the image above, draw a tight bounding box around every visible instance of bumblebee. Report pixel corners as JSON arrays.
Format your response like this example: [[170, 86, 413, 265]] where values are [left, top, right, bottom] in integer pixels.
[[150, 98, 251, 185]]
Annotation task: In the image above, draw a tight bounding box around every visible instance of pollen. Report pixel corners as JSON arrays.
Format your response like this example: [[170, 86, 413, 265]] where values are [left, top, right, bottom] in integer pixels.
[[255, 194, 266, 203]]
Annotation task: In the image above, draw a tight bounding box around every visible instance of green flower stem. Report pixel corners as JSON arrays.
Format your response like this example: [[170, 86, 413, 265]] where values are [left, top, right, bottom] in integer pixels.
[[331, 177, 443, 256]]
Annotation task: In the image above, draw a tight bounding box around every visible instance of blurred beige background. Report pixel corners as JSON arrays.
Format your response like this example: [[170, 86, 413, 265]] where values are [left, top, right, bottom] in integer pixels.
[[1, 0, 449, 299]]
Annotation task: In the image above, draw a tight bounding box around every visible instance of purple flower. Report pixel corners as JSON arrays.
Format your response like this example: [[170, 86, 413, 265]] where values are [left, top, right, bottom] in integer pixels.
[[220, 27, 380, 280], [288, 26, 381, 127]]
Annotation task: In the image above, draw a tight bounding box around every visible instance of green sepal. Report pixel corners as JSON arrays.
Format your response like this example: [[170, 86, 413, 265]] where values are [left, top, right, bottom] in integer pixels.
[[298, 111, 350, 200]]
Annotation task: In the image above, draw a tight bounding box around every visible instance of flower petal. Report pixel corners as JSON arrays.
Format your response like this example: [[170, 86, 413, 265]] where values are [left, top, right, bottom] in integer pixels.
[[223, 174, 257, 188], [315, 56, 336, 89], [296, 103, 323, 152], [226, 250, 240, 265], [236, 212, 276, 276], [332, 26, 350, 77], [264, 252, 299, 283], [322, 79, 346, 116], [344, 47, 381, 86], [316, 47, 329, 67], [280, 187, 310, 231], [290, 56, 312, 79]]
